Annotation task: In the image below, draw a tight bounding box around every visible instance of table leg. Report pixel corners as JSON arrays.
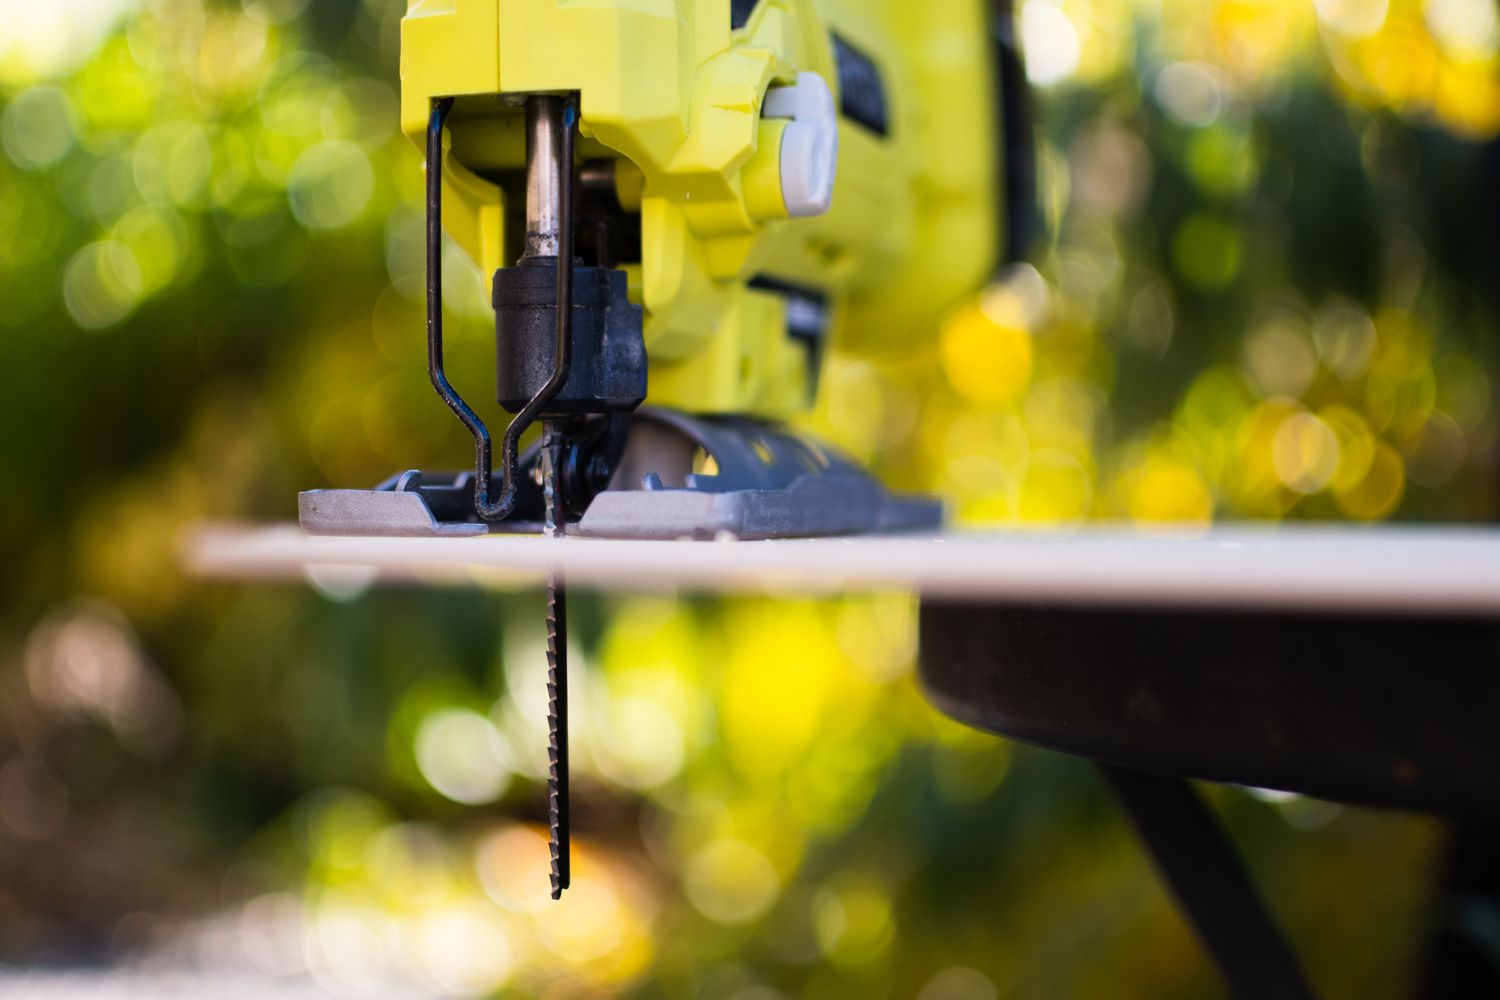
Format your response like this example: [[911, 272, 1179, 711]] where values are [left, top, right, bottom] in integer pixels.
[[1097, 763, 1318, 1000]]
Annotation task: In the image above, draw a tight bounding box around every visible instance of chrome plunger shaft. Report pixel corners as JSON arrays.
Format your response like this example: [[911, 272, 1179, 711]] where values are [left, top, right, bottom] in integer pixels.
[[524, 94, 575, 900]]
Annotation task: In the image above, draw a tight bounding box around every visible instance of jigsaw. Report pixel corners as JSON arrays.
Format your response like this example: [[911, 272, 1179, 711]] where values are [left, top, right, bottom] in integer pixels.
[[299, 0, 1031, 896]]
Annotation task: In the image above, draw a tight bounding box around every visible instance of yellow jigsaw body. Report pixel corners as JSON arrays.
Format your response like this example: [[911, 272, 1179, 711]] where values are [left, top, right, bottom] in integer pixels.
[[400, 0, 1001, 418]]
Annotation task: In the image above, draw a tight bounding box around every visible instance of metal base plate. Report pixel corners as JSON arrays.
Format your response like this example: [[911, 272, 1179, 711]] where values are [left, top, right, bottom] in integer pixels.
[[575, 472, 940, 540], [298, 409, 942, 540], [300, 486, 486, 538]]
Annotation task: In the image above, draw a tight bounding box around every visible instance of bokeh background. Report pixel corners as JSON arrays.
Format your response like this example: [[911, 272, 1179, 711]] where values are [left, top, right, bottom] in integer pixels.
[[2, 0, 1497, 996]]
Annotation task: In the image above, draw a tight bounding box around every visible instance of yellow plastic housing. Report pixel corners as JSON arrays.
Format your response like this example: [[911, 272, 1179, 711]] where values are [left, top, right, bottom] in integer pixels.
[[401, 0, 1001, 418]]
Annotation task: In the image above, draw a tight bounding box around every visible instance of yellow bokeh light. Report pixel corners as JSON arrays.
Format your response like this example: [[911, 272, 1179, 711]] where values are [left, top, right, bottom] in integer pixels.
[[112, 203, 189, 293], [1272, 412, 1341, 494], [1013, 449, 1093, 522], [1231, 398, 1304, 513], [835, 595, 917, 683], [940, 301, 1034, 408], [1320, 404, 1377, 492], [535, 876, 626, 964], [191, 10, 272, 98], [1022, 0, 1082, 87], [1211, 0, 1316, 82], [1316, 0, 1392, 39], [1335, 440, 1406, 518], [63, 239, 143, 329], [593, 693, 687, 791], [720, 602, 842, 777], [413, 707, 513, 805], [814, 883, 896, 969], [1124, 452, 1214, 523], [476, 824, 554, 915], [1, 85, 75, 168], [0, 0, 138, 86], [683, 837, 782, 925]]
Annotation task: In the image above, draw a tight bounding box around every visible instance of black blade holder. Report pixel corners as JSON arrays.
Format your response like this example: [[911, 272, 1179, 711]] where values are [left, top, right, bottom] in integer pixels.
[[423, 93, 645, 899]]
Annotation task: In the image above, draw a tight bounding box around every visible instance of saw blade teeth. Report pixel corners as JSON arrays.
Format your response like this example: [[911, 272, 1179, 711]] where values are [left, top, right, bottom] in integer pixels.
[[546, 579, 570, 897], [546, 592, 563, 894], [541, 426, 570, 898]]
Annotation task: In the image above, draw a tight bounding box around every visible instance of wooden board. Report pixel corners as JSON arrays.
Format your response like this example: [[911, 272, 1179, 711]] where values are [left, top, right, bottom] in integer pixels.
[[185, 523, 1500, 617]]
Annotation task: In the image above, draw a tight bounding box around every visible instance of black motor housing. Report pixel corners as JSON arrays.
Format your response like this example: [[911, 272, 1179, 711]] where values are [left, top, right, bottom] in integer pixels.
[[493, 257, 646, 415]]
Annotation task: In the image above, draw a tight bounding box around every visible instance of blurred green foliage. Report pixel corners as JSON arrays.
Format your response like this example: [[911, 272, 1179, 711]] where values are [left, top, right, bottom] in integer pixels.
[[1, 0, 1494, 997]]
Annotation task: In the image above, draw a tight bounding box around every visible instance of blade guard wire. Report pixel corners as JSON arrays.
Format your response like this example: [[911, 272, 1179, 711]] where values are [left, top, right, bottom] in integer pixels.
[[423, 96, 578, 523]]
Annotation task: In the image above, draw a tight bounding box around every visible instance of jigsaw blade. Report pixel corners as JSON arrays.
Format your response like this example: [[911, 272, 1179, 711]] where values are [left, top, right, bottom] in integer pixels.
[[542, 424, 570, 898]]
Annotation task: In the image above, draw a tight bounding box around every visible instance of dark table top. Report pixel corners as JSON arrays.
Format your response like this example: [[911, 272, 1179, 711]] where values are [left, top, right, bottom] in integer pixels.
[[919, 600, 1500, 819]]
